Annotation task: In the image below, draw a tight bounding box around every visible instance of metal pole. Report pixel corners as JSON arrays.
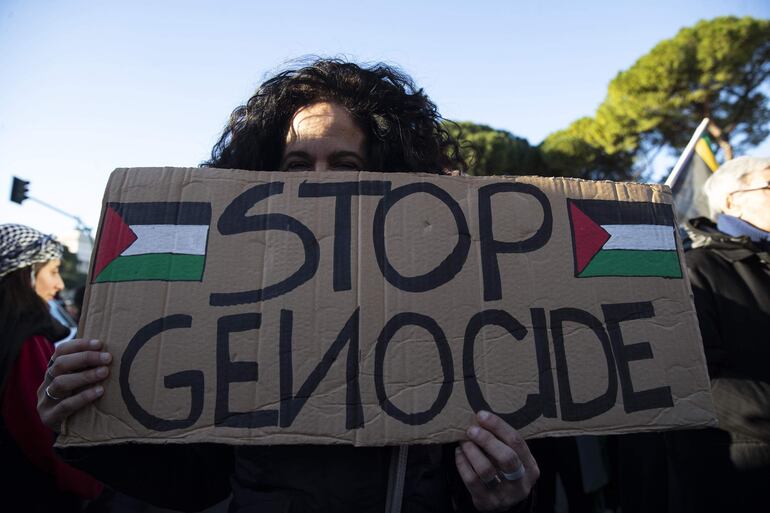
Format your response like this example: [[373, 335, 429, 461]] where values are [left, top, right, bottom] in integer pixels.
[[26, 196, 92, 238], [664, 118, 710, 188]]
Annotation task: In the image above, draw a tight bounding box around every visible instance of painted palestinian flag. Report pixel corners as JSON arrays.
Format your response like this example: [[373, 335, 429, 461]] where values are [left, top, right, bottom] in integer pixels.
[[92, 202, 211, 283], [567, 199, 682, 279]]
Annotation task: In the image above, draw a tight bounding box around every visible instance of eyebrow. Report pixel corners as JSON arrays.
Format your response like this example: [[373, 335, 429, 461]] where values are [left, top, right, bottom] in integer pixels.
[[281, 150, 366, 162]]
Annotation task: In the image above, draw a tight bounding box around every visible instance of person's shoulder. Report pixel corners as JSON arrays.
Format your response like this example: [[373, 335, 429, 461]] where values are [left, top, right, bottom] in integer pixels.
[[17, 335, 55, 365], [685, 246, 726, 270], [24, 334, 54, 349]]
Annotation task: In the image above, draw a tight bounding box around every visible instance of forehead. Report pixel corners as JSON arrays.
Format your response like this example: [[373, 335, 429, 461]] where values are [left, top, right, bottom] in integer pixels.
[[745, 166, 770, 181], [284, 102, 363, 147]]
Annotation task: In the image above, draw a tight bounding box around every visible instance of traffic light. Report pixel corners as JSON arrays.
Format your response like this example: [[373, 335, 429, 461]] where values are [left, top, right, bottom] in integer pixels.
[[10, 177, 29, 204]]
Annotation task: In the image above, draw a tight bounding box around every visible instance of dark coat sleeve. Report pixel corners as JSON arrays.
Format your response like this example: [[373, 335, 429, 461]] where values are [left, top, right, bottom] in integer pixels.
[[685, 252, 728, 375], [57, 443, 234, 512], [710, 377, 770, 443], [686, 249, 770, 444]]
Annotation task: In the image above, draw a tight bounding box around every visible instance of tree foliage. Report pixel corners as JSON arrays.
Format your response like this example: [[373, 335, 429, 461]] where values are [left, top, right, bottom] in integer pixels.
[[544, 16, 770, 179], [447, 120, 634, 180], [597, 16, 770, 163], [445, 122, 546, 176], [540, 118, 636, 180], [451, 17, 769, 180]]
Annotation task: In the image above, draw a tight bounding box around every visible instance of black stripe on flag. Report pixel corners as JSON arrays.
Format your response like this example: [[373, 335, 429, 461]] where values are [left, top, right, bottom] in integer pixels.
[[568, 199, 675, 226], [108, 202, 212, 225]]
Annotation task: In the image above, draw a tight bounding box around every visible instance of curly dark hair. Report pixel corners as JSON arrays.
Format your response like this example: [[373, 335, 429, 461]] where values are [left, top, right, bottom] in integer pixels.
[[203, 58, 466, 174]]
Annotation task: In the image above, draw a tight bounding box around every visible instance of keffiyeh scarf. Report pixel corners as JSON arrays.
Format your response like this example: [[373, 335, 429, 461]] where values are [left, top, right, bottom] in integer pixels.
[[0, 224, 64, 279]]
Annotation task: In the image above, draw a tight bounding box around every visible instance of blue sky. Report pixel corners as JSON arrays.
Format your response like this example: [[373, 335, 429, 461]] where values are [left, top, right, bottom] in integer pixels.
[[1, 0, 769, 238]]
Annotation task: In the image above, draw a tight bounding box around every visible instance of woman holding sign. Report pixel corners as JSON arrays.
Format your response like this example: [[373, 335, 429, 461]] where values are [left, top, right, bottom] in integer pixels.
[[38, 58, 539, 513]]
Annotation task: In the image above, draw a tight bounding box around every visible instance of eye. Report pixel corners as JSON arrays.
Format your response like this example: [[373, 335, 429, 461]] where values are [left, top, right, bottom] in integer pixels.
[[282, 159, 311, 171], [331, 160, 362, 171]]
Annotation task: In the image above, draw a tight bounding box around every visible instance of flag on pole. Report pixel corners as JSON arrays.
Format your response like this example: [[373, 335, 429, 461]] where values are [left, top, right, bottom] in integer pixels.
[[664, 118, 719, 223]]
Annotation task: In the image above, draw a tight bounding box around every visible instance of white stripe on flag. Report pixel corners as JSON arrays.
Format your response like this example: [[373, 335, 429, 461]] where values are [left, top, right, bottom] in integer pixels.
[[122, 224, 209, 256], [602, 224, 676, 251]]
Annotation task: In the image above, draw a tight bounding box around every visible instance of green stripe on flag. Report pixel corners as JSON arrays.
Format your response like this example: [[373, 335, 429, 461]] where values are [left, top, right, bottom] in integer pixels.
[[579, 250, 682, 278], [94, 253, 205, 282]]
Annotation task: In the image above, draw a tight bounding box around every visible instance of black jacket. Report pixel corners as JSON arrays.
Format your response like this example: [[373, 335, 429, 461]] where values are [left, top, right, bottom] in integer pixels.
[[61, 442, 533, 513], [663, 217, 770, 513]]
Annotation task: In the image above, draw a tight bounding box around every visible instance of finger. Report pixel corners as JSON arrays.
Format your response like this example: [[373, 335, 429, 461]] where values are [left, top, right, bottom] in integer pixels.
[[48, 338, 104, 379], [47, 366, 110, 398], [455, 446, 492, 503], [45, 385, 105, 431], [478, 410, 538, 474], [460, 440, 498, 484], [49, 350, 112, 379], [467, 424, 522, 474], [52, 338, 102, 359]]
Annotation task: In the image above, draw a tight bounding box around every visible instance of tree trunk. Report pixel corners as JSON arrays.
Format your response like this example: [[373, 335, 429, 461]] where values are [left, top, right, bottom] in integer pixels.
[[706, 121, 734, 161]]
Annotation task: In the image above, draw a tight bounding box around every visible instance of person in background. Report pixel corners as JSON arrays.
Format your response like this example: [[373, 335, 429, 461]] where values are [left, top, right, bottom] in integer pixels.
[[69, 285, 87, 324], [48, 293, 78, 342], [666, 156, 770, 513], [0, 224, 103, 512], [37, 58, 539, 513]]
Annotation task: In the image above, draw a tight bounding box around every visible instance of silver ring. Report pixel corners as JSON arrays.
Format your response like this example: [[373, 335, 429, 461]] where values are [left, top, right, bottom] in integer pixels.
[[500, 465, 526, 481], [45, 385, 63, 401]]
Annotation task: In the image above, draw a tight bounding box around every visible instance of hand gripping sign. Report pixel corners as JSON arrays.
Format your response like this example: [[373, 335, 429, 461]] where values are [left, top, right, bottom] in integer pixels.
[[60, 167, 716, 447]]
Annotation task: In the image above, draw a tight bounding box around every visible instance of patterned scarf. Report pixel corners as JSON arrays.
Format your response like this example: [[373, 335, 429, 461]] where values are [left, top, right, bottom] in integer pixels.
[[0, 224, 64, 278]]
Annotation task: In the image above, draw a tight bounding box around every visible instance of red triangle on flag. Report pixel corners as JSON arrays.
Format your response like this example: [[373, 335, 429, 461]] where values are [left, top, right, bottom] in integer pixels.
[[92, 206, 137, 279], [569, 202, 610, 273]]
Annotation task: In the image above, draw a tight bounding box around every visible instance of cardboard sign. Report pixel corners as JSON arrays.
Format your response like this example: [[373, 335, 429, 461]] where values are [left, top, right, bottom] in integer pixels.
[[60, 167, 716, 447]]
